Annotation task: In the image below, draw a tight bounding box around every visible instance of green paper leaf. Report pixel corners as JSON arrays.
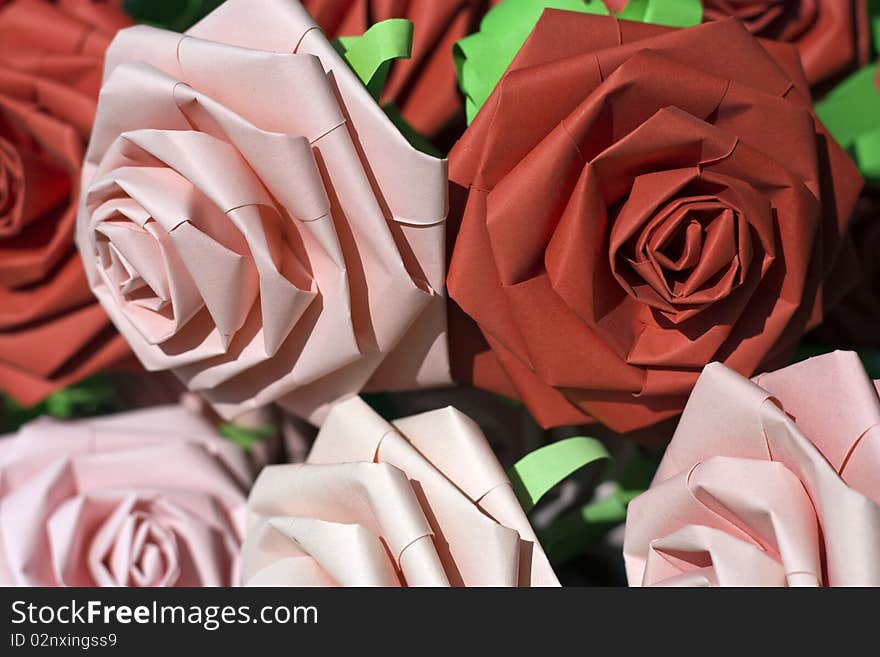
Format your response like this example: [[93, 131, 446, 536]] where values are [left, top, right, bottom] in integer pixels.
[[124, 0, 223, 31], [2, 376, 119, 433], [334, 19, 439, 156], [539, 454, 657, 565], [816, 63, 880, 183], [218, 423, 276, 450], [454, 0, 702, 124], [335, 19, 414, 102], [455, 0, 607, 125], [508, 436, 611, 513], [617, 0, 702, 27]]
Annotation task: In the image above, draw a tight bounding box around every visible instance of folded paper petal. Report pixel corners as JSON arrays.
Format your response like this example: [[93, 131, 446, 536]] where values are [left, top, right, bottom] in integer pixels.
[[0, 405, 250, 586], [77, 0, 451, 424], [624, 351, 880, 587], [242, 396, 558, 587], [447, 11, 862, 433]]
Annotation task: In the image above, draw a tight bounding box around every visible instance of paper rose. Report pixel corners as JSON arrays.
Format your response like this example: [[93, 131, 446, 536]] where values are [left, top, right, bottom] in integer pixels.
[[303, 0, 497, 137], [701, 1, 870, 86], [0, 406, 251, 586], [624, 351, 880, 587], [76, 0, 450, 424], [242, 396, 558, 587], [447, 12, 862, 433], [455, 0, 701, 123], [0, 0, 130, 405]]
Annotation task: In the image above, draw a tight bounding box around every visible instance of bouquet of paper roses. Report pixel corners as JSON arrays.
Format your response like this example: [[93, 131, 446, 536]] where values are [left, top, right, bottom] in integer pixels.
[[0, 0, 878, 590]]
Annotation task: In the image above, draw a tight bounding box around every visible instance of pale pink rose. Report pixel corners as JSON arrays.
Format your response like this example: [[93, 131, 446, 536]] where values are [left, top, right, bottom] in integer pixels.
[[76, 0, 450, 425], [0, 406, 251, 586], [242, 396, 559, 587], [624, 351, 880, 587]]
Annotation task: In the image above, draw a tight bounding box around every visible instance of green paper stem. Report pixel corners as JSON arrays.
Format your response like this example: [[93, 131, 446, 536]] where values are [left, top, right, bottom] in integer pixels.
[[508, 436, 611, 514]]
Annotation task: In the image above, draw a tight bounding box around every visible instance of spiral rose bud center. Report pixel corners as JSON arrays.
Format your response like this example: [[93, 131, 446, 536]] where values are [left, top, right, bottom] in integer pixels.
[[103, 511, 179, 588], [95, 216, 176, 324], [88, 157, 258, 347], [86, 129, 312, 357], [612, 189, 754, 322], [640, 202, 738, 299]]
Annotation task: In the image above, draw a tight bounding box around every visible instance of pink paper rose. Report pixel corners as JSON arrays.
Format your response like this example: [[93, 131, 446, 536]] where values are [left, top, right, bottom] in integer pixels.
[[624, 351, 880, 587], [242, 396, 558, 587], [0, 406, 251, 586], [76, 0, 449, 424]]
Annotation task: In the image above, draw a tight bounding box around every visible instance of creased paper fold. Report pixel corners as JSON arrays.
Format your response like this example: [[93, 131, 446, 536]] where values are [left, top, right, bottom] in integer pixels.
[[624, 351, 880, 587], [243, 396, 559, 587]]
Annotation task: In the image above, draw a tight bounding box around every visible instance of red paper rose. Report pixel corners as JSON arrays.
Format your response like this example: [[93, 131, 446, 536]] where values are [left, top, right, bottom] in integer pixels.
[[702, 0, 870, 86], [447, 13, 862, 434], [303, 0, 496, 137], [0, 0, 130, 405]]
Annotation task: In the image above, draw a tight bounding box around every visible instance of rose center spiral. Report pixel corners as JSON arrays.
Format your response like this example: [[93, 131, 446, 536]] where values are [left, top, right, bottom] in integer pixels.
[[612, 194, 752, 320], [88, 164, 214, 347], [95, 216, 174, 316], [102, 511, 180, 588]]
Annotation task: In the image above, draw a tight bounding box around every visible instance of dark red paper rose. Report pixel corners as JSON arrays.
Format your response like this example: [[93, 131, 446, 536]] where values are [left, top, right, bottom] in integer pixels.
[[0, 0, 130, 405], [303, 0, 496, 137], [447, 13, 862, 434], [702, 0, 870, 86]]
